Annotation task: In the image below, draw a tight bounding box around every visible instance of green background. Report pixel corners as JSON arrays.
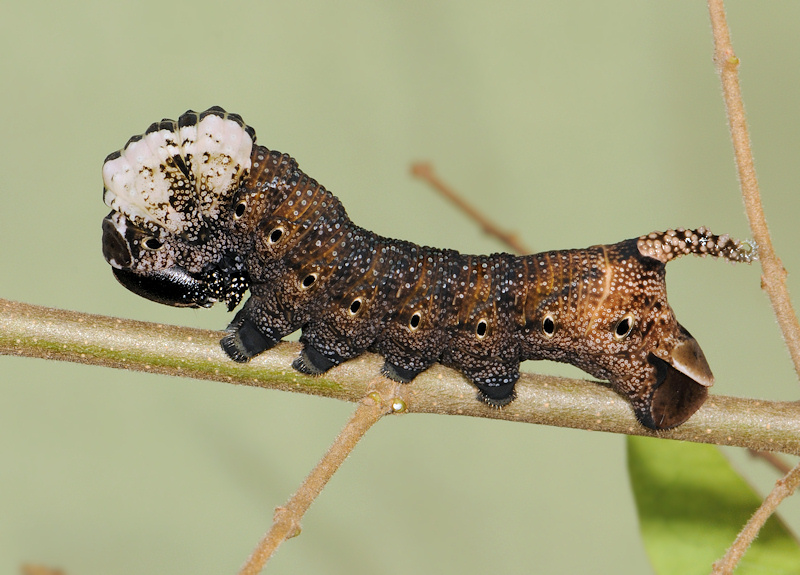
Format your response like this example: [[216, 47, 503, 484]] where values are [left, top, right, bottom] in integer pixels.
[[1, 2, 799, 573]]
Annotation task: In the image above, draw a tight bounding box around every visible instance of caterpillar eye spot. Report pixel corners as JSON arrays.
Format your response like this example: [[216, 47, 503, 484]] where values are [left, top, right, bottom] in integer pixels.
[[408, 311, 422, 331], [269, 227, 285, 244], [142, 237, 163, 251], [234, 200, 247, 219], [476, 319, 488, 339], [301, 273, 318, 289], [348, 297, 363, 315], [542, 314, 555, 338], [614, 314, 635, 340]]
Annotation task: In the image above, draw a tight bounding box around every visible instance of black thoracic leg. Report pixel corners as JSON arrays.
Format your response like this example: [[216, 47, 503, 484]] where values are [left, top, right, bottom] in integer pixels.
[[221, 308, 279, 362], [220, 287, 299, 362]]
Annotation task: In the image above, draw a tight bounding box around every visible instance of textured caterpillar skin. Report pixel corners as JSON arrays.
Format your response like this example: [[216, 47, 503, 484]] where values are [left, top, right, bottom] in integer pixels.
[[101, 107, 755, 430]]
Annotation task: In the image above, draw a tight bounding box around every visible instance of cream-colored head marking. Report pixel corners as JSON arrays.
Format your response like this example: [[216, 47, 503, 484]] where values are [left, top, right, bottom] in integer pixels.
[[102, 109, 254, 241]]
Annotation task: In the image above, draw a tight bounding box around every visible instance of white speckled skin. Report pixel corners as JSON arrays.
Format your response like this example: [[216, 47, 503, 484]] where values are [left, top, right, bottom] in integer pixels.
[[103, 109, 253, 241]]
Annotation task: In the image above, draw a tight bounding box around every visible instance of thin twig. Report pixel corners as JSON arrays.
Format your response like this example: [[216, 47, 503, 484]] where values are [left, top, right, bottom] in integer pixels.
[[238, 386, 399, 573], [2, 298, 800, 455], [711, 461, 800, 574], [708, 0, 800, 382], [21, 567, 66, 575], [707, 1, 800, 571], [410, 162, 532, 255], [747, 449, 794, 476]]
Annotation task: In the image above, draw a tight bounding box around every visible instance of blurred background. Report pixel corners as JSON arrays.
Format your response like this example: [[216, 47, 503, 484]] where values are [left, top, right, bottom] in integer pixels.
[[1, 1, 799, 573]]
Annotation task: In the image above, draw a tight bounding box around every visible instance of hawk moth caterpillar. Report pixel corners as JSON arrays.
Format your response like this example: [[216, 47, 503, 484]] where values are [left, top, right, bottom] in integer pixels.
[[101, 106, 755, 430]]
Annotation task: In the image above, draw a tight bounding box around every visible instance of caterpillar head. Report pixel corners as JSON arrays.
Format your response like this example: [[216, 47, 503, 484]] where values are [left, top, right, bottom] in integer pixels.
[[609, 229, 754, 429], [101, 107, 255, 310]]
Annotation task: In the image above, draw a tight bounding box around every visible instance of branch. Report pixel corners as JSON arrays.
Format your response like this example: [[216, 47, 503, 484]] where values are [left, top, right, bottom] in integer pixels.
[[21, 567, 65, 575], [238, 390, 395, 574], [705, 3, 800, 572], [3, 297, 799, 455], [410, 162, 532, 255], [747, 449, 795, 476], [711, 461, 800, 574], [708, 0, 800, 382]]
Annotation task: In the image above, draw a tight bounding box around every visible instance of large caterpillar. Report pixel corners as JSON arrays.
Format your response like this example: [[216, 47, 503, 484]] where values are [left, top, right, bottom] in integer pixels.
[[101, 106, 755, 430]]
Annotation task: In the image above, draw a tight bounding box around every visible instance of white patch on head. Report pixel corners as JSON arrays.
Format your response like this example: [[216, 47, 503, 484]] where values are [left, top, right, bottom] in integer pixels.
[[105, 212, 129, 269], [102, 108, 254, 241]]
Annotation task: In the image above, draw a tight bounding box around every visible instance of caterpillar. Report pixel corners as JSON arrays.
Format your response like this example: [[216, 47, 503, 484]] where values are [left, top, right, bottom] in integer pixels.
[[101, 106, 755, 430]]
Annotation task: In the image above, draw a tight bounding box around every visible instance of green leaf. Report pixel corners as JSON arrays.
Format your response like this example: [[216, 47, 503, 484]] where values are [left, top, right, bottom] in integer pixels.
[[627, 436, 800, 574]]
